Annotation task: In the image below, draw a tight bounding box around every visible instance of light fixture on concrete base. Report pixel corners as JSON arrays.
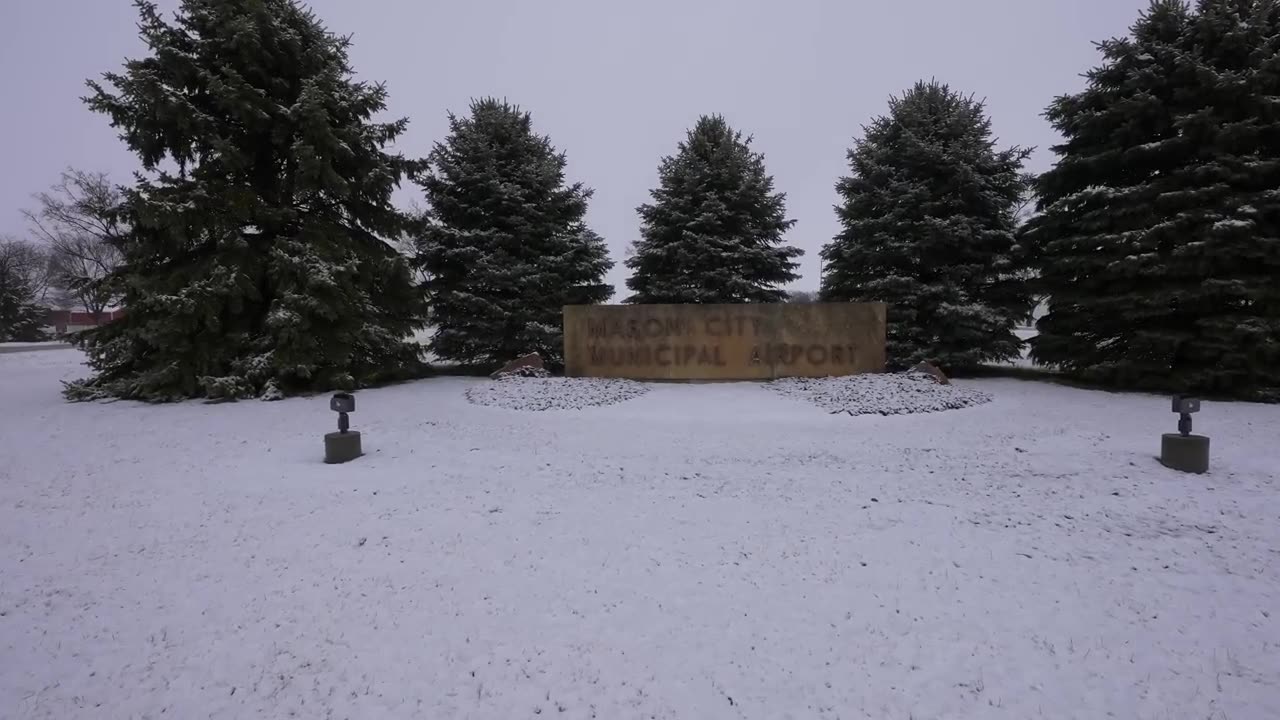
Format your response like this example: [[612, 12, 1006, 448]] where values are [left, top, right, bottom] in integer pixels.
[[1160, 395, 1208, 474], [324, 392, 362, 464]]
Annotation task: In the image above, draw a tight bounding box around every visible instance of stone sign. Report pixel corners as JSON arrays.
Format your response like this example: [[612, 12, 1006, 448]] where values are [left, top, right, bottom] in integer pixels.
[[563, 303, 886, 381]]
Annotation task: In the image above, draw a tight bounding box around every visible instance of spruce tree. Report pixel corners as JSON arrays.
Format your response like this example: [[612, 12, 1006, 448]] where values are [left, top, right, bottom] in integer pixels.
[[414, 99, 612, 368], [821, 81, 1033, 370], [0, 297, 47, 343], [69, 0, 425, 402], [1029, 0, 1280, 399], [0, 239, 50, 343], [625, 115, 801, 304]]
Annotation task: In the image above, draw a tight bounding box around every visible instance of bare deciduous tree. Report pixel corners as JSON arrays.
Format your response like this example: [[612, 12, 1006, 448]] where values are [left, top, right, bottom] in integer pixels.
[[23, 169, 126, 322]]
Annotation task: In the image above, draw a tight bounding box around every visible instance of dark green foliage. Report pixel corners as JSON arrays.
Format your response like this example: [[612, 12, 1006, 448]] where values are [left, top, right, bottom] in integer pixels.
[[68, 0, 425, 402], [1029, 0, 1280, 400], [625, 115, 801, 304], [821, 81, 1033, 370], [0, 239, 50, 343], [414, 99, 613, 368], [0, 301, 47, 343]]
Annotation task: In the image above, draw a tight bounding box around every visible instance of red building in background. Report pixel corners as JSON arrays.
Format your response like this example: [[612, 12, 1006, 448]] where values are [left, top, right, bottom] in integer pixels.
[[44, 309, 125, 336]]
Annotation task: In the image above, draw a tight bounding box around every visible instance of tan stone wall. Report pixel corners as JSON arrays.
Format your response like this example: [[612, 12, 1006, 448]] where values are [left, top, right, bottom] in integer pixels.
[[563, 303, 886, 380]]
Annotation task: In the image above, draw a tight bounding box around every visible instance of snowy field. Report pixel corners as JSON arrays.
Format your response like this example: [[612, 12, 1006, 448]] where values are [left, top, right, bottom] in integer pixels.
[[2, 349, 1278, 719]]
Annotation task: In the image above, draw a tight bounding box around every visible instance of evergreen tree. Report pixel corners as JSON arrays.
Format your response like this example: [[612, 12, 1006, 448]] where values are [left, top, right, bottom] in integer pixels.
[[414, 99, 612, 368], [0, 297, 47, 343], [1029, 0, 1280, 399], [69, 0, 425, 402], [821, 81, 1033, 370], [625, 115, 801, 304], [0, 238, 50, 343]]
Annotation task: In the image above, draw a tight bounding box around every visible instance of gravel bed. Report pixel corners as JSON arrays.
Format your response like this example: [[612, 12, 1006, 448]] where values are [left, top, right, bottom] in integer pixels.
[[771, 372, 992, 416], [465, 376, 650, 411]]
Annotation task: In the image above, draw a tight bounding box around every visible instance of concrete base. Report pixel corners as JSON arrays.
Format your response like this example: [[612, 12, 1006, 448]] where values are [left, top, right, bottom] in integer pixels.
[[324, 431, 363, 464], [1160, 433, 1209, 474]]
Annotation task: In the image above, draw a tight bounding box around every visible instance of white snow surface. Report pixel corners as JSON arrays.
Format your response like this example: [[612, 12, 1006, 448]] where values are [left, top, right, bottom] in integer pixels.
[[771, 372, 992, 416], [466, 376, 649, 411], [3, 349, 1280, 719]]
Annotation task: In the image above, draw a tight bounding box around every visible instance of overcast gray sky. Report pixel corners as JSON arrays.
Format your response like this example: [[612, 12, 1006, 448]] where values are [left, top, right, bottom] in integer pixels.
[[2, 0, 1149, 295]]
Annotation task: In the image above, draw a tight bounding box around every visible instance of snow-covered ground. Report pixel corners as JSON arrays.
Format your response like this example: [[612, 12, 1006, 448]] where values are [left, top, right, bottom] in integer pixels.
[[2, 349, 1278, 719]]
